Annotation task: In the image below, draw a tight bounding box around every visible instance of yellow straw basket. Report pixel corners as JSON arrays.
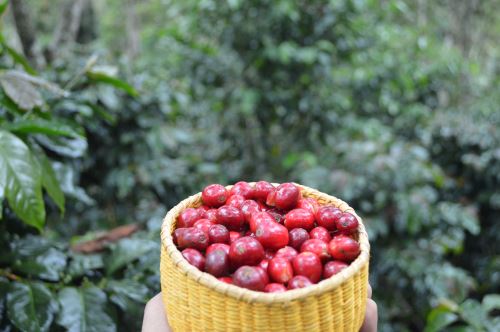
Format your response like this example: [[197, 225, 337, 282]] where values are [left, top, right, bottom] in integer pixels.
[[160, 183, 370, 332]]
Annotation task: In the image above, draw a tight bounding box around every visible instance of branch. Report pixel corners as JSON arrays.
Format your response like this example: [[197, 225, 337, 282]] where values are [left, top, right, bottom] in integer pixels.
[[9, 0, 37, 62], [71, 224, 140, 253]]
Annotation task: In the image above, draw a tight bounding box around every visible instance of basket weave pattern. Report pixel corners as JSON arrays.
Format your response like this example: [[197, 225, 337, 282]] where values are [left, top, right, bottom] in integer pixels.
[[160, 184, 370, 332]]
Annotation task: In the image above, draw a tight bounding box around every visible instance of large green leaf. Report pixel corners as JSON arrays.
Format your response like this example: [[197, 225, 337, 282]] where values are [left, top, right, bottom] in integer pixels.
[[9, 236, 67, 281], [57, 286, 116, 332], [424, 306, 458, 332], [106, 238, 157, 275], [35, 135, 88, 158], [106, 280, 149, 310], [86, 71, 138, 97], [482, 294, 500, 313], [0, 72, 43, 111], [0, 0, 8, 16], [67, 253, 104, 278], [0, 130, 45, 230], [5, 118, 84, 138], [31, 146, 65, 213], [6, 282, 57, 332], [0, 36, 37, 75]]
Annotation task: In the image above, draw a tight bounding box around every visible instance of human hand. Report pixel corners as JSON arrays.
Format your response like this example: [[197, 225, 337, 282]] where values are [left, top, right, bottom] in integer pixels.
[[142, 285, 377, 332]]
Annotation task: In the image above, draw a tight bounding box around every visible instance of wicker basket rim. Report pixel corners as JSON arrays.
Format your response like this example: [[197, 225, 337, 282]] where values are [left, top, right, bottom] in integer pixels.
[[160, 182, 370, 304]]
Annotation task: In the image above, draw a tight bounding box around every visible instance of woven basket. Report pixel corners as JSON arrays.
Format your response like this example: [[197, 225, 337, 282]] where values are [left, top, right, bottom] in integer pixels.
[[160, 183, 370, 332]]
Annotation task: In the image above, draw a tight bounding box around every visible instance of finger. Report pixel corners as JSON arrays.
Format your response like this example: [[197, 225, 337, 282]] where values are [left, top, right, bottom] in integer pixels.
[[367, 284, 372, 299], [142, 293, 172, 332], [360, 299, 378, 332]]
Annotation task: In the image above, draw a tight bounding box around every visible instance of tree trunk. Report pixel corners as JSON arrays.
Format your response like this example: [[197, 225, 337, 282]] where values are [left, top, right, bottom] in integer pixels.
[[125, 0, 141, 60], [49, 0, 88, 61], [77, 0, 97, 44], [9, 0, 37, 63]]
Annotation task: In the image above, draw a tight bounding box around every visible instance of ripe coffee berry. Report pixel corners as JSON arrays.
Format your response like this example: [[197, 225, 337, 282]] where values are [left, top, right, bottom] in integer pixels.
[[233, 266, 269, 291], [316, 206, 342, 231], [264, 249, 275, 260], [300, 239, 330, 262], [328, 235, 361, 262], [268, 257, 294, 283], [309, 226, 332, 243], [230, 181, 254, 199], [274, 183, 300, 210], [229, 236, 265, 267], [194, 219, 214, 235], [274, 246, 298, 262], [178, 208, 203, 228], [216, 206, 244, 231], [284, 208, 315, 231], [323, 261, 349, 278], [175, 228, 209, 251], [254, 181, 275, 202], [202, 184, 228, 207], [288, 228, 310, 250], [226, 194, 245, 208], [218, 277, 233, 284], [264, 283, 287, 293], [292, 252, 323, 283], [249, 211, 275, 233], [240, 200, 260, 222], [229, 231, 242, 244], [297, 198, 320, 214], [259, 259, 269, 271], [182, 248, 205, 271], [205, 249, 230, 277], [206, 243, 230, 256], [288, 275, 313, 290], [255, 220, 289, 251], [205, 208, 218, 221], [208, 224, 230, 244], [336, 212, 359, 234]]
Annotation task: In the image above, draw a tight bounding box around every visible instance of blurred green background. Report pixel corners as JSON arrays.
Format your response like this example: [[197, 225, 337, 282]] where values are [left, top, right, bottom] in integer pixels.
[[0, 0, 499, 331]]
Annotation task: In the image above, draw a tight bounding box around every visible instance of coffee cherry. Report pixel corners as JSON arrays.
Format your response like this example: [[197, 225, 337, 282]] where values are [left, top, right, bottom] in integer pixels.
[[268, 257, 293, 283], [233, 266, 269, 291], [288, 276, 313, 289], [284, 208, 315, 231], [255, 220, 289, 251], [323, 261, 349, 278], [297, 198, 320, 214], [208, 224, 230, 244], [328, 235, 360, 262], [182, 248, 205, 270], [175, 228, 209, 251], [206, 243, 230, 256], [300, 239, 330, 262], [336, 212, 359, 234], [254, 181, 275, 202], [274, 246, 298, 262], [288, 228, 310, 250], [309, 226, 332, 243], [229, 236, 265, 267], [292, 252, 322, 283], [264, 283, 287, 293], [274, 183, 301, 210], [216, 206, 244, 231], [316, 206, 342, 231], [205, 249, 230, 277], [230, 181, 254, 199], [202, 184, 228, 207], [178, 208, 204, 228]]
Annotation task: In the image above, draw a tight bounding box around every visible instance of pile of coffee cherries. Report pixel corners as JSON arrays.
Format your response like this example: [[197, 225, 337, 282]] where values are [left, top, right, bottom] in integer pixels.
[[173, 181, 361, 292]]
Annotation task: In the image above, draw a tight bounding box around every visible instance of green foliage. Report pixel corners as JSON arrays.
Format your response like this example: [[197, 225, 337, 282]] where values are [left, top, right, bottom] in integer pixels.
[[1, 0, 499, 331]]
